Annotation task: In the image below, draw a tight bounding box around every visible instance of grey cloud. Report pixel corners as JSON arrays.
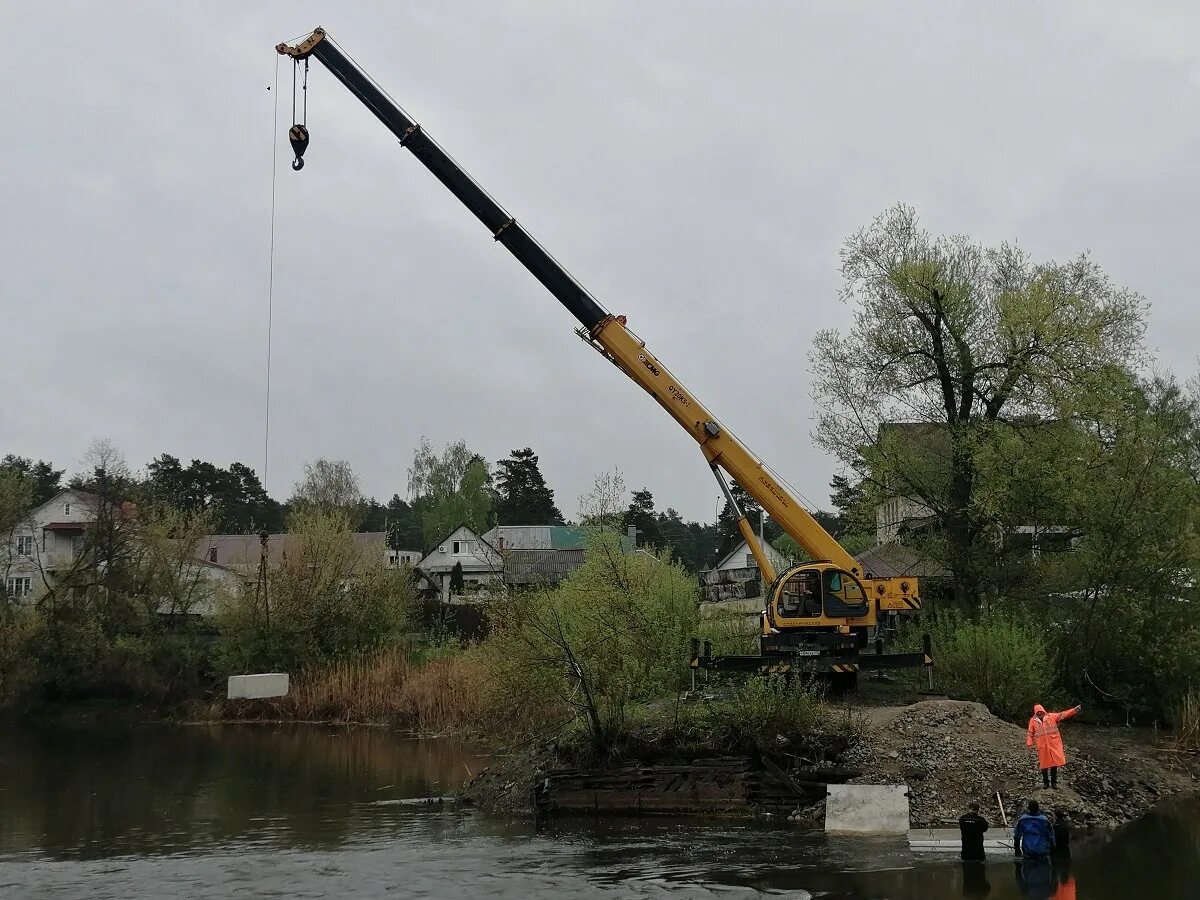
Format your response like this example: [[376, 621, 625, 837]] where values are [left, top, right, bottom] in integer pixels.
[[2, 1, 1196, 520]]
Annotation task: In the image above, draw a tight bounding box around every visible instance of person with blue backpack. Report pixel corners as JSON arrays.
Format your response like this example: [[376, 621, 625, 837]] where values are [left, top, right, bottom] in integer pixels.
[[1014, 799, 1056, 858]]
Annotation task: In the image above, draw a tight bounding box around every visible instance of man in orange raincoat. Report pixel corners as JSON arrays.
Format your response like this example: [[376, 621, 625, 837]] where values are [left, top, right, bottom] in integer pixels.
[[1027, 703, 1082, 789]]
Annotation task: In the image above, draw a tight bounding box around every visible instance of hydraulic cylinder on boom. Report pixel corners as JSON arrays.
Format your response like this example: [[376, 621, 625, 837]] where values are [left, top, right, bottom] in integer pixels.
[[276, 27, 931, 685]]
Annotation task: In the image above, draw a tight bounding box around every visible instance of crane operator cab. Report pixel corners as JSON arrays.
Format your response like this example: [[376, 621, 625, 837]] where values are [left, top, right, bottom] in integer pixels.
[[761, 562, 873, 654]]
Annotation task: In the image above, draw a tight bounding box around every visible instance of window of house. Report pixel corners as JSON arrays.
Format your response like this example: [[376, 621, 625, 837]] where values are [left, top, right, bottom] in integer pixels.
[[452, 540, 462, 555], [16, 536, 34, 556], [746, 553, 756, 568], [6, 576, 32, 598], [65, 502, 71, 515], [208, 547, 218, 563], [452, 540, 477, 556]]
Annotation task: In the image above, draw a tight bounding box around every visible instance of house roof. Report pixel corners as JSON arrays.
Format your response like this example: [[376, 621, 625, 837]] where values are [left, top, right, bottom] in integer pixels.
[[29, 488, 102, 517], [483, 525, 633, 552], [195, 532, 387, 571], [42, 521, 90, 531], [854, 543, 949, 579], [503, 548, 587, 584]]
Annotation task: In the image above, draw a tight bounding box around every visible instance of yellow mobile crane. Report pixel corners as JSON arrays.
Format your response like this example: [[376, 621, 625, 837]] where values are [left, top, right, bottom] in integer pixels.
[[276, 28, 931, 686]]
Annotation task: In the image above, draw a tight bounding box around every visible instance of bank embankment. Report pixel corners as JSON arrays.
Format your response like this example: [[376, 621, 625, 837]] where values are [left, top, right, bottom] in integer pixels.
[[463, 699, 1200, 828], [850, 699, 1199, 827]]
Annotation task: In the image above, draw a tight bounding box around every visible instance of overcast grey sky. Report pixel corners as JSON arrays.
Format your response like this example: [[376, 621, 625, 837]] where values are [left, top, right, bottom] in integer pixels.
[[2, 2, 1196, 522]]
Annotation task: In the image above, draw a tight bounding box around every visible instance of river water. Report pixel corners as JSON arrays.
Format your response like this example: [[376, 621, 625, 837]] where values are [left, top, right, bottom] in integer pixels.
[[1, 722, 1196, 899]]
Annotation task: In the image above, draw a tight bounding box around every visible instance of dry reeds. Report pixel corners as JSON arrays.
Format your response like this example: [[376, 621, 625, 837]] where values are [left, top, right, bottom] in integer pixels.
[[245, 646, 491, 733]]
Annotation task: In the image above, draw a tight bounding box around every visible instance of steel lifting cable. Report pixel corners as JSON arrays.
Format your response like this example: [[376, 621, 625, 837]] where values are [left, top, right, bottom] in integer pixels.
[[265, 55, 279, 486], [288, 58, 310, 170]]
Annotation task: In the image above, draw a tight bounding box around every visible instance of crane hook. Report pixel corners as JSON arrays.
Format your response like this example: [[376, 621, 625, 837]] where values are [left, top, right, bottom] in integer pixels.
[[289, 124, 310, 171]]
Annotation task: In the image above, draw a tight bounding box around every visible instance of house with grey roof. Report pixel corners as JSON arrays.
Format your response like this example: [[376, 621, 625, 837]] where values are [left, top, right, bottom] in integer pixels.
[[415, 523, 637, 600]]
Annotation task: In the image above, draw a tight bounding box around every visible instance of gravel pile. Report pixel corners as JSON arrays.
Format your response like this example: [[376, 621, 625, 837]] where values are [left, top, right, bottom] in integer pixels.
[[845, 699, 1183, 828]]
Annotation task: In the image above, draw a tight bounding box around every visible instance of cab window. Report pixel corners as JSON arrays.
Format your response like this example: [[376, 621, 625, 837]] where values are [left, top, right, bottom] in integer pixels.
[[823, 569, 868, 617], [778, 570, 821, 618]]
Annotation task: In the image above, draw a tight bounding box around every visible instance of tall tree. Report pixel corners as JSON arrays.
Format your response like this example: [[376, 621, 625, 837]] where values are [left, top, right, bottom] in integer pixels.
[[385, 494, 424, 551], [494, 447, 564, 525], [812, 205, 1146, 605], [290, 458, 365, 527], [0, 455, 63, 505], [623, 488, 661, 548], [146, 455, 281, 533], [1, 467, 35, 612], [407, 438, 493, 546]]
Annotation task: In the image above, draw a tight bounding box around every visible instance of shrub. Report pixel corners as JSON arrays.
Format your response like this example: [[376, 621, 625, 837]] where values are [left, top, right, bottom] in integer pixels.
[[215, 509, 416, 675], [915, 608, 1053, 720], [0, 607, 41, 709], [697, 603, 760, 656], [484, 535, 698, 756], [701, 676, 824, 754]]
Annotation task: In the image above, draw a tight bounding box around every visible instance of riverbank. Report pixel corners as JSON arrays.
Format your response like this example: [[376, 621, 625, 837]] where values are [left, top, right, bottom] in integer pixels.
[[463, 699, 1200, 829]]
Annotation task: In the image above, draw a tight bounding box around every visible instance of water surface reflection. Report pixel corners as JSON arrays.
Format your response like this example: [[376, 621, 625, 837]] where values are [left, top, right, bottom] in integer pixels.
[[1, 722, 1196, 898]]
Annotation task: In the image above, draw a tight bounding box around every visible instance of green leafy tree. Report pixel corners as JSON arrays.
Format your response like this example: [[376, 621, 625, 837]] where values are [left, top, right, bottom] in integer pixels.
[[216, 508, 415, 674], [407, 438, 493, 547], [1, 466, 35, 618], [494, 447, 564, 525], [289, 458, 365, 527], [812, 205, 1147, 605], [485, 536, 698, 755]]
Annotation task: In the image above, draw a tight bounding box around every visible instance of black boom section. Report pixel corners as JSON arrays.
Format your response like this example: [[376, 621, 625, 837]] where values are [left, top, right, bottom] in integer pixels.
[[311, 39, 608, 331]]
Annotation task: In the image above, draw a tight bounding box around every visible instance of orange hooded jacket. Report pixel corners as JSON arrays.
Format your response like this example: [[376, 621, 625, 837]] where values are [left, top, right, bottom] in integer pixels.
[[1026, 703, 1079, 769]]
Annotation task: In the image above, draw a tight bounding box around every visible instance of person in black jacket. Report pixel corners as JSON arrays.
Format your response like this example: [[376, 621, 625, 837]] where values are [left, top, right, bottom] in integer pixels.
[[959, 802, 990, 861], [1051, 809, 1071, 858]]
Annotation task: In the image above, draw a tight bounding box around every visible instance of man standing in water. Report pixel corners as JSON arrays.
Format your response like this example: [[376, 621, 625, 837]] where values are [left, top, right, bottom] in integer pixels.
[[959, 802, 990, 861], [1013, 800, 1056, 899], [1027, 703, 1082, 789], [1014, 800, 1055, 858]]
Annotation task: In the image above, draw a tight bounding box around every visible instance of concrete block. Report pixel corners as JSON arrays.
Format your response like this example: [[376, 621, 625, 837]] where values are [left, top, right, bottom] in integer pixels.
[[825, 784, 910, 834], [227, 673, 289, 699]]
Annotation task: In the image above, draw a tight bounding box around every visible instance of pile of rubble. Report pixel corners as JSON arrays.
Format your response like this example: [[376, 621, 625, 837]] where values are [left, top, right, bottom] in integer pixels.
[[845, 699, 1191, 828]]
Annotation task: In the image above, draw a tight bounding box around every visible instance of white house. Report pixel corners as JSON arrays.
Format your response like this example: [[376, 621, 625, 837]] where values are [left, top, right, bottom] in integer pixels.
[[414, 525, 502, 601], [713, 537, 791, 575], [4, 488, 101, 602], [4, 489, 241, 615]]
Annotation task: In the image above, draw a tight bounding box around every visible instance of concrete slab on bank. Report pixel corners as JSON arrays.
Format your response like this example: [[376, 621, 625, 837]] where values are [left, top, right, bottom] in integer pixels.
[[825, 784, 909, 834], [227, 673, 289, 699]]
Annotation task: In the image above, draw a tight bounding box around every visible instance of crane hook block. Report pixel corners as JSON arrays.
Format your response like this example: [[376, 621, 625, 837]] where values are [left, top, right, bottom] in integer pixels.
[[288, 124, 310, 171]]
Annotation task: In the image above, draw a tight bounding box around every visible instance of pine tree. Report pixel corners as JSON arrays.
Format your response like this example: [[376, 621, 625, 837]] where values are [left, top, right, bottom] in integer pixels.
[[623, 488, 661, 547], [715, 484, 782, 562], [494, 448, 564, 525]]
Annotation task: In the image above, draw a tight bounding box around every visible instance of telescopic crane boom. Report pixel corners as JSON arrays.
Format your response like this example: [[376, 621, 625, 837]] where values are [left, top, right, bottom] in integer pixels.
[[277, 28, 929, 681]]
